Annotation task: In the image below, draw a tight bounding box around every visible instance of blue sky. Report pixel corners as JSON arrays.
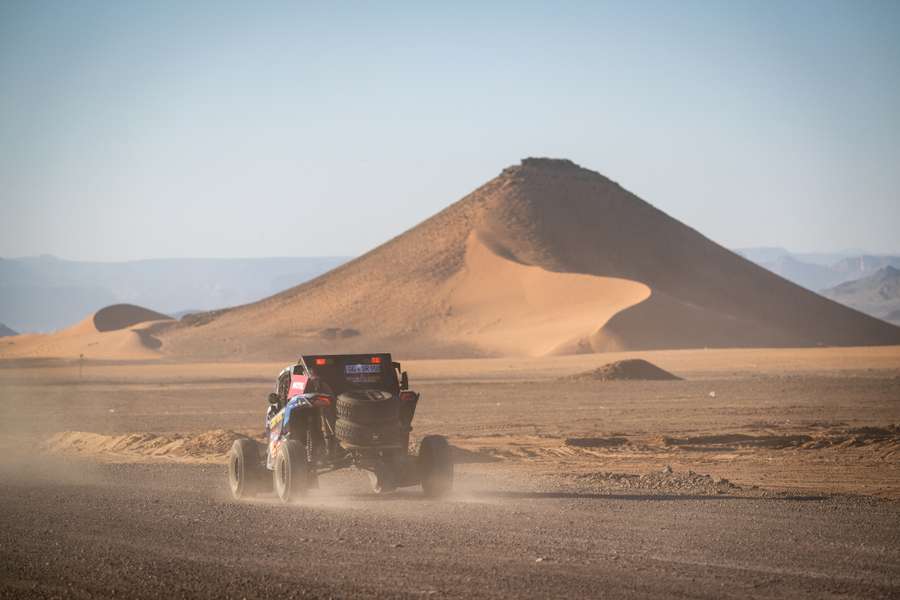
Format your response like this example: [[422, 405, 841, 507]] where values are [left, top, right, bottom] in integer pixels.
[[2, 1, 899, 260]]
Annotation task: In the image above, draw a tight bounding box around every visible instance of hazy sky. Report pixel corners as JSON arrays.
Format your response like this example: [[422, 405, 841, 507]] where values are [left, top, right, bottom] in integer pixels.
[[2, 1, 899, 261]]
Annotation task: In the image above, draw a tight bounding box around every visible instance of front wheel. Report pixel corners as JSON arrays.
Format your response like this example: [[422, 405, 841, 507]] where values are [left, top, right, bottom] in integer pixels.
[[227, 438, 265, 500], [273, 440, 311, 503], [418, 435, 453, 498]]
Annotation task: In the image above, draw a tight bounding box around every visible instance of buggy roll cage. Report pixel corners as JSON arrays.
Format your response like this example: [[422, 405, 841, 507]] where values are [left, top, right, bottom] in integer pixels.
[[279, 353, 409, 395]]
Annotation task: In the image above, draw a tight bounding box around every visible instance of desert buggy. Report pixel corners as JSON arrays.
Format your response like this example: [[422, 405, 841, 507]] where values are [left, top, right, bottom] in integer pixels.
[[227, 353, 453, 502]]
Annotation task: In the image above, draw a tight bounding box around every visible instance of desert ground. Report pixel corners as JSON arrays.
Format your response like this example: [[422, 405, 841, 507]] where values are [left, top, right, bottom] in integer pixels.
[[2, 346, 899, 598]]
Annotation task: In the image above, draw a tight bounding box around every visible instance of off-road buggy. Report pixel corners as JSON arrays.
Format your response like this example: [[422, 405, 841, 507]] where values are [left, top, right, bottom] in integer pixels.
[[227, 353, 453, 502]]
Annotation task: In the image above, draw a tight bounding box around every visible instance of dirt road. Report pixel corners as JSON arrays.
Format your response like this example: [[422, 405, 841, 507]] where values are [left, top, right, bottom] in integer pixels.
[[2, 460, 899, 599], [2, 349, 899, 597]]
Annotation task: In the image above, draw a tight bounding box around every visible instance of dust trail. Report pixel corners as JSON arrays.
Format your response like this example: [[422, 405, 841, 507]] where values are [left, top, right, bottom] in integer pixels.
[[0, 379, 105, 487], [0, 436, 104, 487]]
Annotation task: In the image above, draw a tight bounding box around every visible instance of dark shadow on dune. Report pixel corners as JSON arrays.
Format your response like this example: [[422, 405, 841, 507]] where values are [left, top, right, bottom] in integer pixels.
[[134, 329, 163, 350], [93, 304, 171, 332]]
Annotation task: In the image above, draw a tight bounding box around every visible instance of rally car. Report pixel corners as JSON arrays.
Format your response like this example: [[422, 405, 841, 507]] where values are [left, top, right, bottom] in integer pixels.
[[227, 353, 453, 502]]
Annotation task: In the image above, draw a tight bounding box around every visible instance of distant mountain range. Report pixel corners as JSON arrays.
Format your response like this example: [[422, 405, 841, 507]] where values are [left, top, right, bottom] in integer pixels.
[[735, 247, 868, 268], [0, 256, 348, 333], [736, 247, 900, 291], [820, 266, 900, 326], [736, 248, 900, 325]]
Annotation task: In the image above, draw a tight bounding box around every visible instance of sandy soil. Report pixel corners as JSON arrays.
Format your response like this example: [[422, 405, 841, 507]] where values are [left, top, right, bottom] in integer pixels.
[[2, 346, 900, 597], [440, 232, 650, 356], [3, 346, 898, 498]]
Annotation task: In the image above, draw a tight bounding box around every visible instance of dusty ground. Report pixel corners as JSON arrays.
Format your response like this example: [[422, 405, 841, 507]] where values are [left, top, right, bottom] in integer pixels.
[[1, 346, 899, 597]]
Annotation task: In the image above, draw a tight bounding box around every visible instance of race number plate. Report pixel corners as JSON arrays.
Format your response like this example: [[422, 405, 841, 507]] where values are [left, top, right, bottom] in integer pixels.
[[344, 364, 382, 374]]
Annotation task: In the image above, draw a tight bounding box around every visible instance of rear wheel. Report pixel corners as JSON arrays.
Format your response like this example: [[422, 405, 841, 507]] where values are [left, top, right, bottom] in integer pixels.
[[418, 435, 453, 498], [273, 439, 311, 503], [227, 438, 265, 500]]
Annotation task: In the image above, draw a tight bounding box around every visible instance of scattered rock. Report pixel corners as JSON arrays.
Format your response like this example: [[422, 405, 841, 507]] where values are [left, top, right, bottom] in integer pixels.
[[575, 469, 742, 495]]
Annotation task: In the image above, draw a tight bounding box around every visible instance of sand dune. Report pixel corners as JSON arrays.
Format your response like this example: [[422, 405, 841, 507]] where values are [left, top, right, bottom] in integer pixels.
[[440, 232, 650, 356], [0, 304, 172, 360], [8, 158, 900, 360], [155, 157, 897, 360]]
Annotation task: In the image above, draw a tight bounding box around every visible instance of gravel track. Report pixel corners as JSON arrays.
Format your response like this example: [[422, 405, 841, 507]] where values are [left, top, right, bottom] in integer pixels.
[[2, 461, 899, 599]]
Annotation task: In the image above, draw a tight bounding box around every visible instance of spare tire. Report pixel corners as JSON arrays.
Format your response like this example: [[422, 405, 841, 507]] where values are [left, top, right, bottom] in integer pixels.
[[336, 390, 400, 425], [334, 419, 406, 448]]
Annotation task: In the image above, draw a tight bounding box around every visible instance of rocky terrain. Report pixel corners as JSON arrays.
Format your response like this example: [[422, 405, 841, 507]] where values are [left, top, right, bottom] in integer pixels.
[[2, 347, 899, 598]]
